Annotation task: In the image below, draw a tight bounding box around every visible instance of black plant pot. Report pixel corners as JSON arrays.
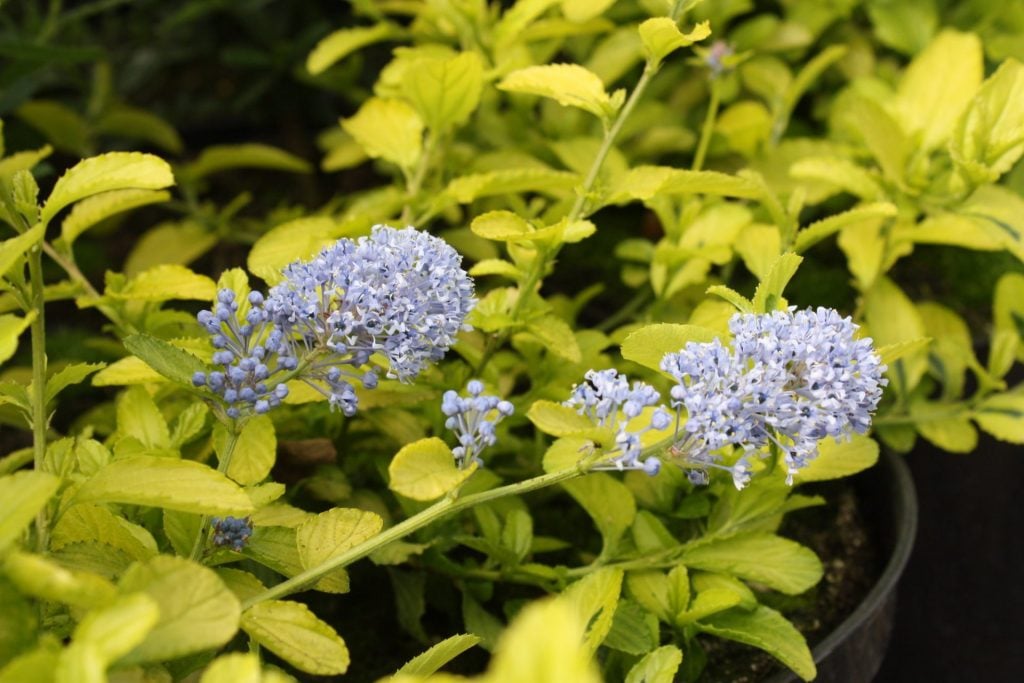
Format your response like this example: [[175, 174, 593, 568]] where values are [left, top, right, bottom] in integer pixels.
[[766, 448, 917, 683]]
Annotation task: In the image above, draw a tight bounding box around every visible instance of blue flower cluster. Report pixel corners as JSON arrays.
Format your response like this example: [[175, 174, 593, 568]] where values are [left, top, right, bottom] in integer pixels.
[[564, 369, 671, 475], [661, 307, 887, 485], [194, 226, 475, 418], [193, 289, 294, 419], [442, 380, 514, 468], [210, 516, 253, 552]]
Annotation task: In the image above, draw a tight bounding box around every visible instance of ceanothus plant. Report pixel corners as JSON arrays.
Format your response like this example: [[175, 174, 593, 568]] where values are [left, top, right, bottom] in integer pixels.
[[3, 1, 1023, 682]]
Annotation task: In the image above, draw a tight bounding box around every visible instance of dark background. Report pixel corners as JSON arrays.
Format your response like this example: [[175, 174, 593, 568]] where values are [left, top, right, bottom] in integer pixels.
[[875, 438, 1024, 682]]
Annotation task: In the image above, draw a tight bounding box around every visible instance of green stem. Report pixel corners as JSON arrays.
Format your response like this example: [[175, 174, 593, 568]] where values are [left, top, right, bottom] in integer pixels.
[[41, 241, 134, 334], [188, 426, 242, 562], [692, 77, 721, 172], [242, 464, 587, 608], [402, 131, 439, 224], [475, 57, 668, 375], [27, 247, 49, 551]]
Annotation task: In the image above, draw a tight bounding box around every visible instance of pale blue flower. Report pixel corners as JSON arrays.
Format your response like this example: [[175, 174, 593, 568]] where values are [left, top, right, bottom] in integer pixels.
[[662, 307, 886, 486], [565, 369, 670, 474], [442, 380, 514, 468]]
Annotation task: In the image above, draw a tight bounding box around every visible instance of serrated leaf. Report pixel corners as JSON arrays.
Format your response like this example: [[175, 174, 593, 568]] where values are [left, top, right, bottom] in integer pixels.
[[76, 456, 254, 515], [607, 166, 763, 204], [244, 526, 348, 594], [789, 156, 884, 201], [526, 315, 581, 362], [296, 507, 383, 571], [469, 259, 521, 279], [15, 100, 89, 155], [0, 223, 44, 279], [342, 98, 423, 169], [443, 168, 578, 203], [60, 188, 170, 246], [526, 400, 596, 437], [700, 605, 815, 680], [247, 216, 338, 285], [3, 550, 117, 610], [122, 334, 207, 386], [52, 503, 155, 561], [307, 24, 393, 75], [182, 144, 311, 180], [603, 598, 659, 655], [41, 152, 174, 225], [402, 52, 483, 131], [112, 264, 216, 301], [118, 555, 240, 665], [620, 324, 718, 373], [73, 593, 159, 663], [0, 470, 59, 552], [94, 104, 183, 154], [44, 362, 104, 405], [625, 645, 683, 683], [397, 633, 480, 676], [471, 211, 534, 240], [562, 567, 622, 655], [199, 652, 262, 683], [895, 30, 982, 151], [91, 356, 164, 386], [498, 63, 619, 120], [751, 252, 802, 313], [795, 203, 898, 253], [793, 435, 880, 483], [487, 597, 602, 683], [681, 533, 823, 595], [973, 393, 1024, 443], [241, 600, 349, 675], [952, 58, 1024, 183], [865, 276, 928, 396], [124, 219, 218, 276], [0, 312, 35, 365], [215, 416, 276, 486], [388, 437, 472, 501], [564, 473, 636, 555], [0, 145, 52, 181], [117, 385, 170, 449], [639, 18, 710, 65]]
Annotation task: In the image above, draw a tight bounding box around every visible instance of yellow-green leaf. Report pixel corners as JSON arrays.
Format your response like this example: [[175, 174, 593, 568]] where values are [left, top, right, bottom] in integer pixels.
[[388, 437, 472, 501], [973, 393, 1024, 443], [76, 456, 255, 515], [895, 30, 983, 151], [638, 18, 711, 65], [59, 188, 170, 246], [620, 323, 718, 373], [342, 98, 423, 170], [0, 223, 45, 279], [112, 264, 216, 302], [0, 470, 59, 552], [181, 144, 311, 180], [526, 315, 582, 362], [3, 550, 117, 609], [526, 400, 597, 437], [41, 152, 174, 225], [241, 600, 349, 675], [699, 605, 815, 681], [118, 555, 241, 665], [682, 534, 823, 595], [247, 216, 338, 285], [296, 507, 383, 570], [216, 416, 276, 486], [498, 63, 621, 120], [402, 52, 483, 131], [952, 58, 1024, 183], [307, 24, 393, 75], [752, 252, 802, 313], [72, 593, 160, 663], [793, 435, 880, 483], [625, 645, 684, 683], [0, 311, 35, 365], [562, 567, 623, 654], [471, 211, 534, 241]]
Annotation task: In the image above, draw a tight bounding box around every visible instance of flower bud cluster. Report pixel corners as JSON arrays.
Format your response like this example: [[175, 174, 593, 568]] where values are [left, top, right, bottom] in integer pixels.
[[192, 289, 293, 419], [565, 369, 671, 475], [661, 307, 887, 485], [442, 380, 514, 468], [193, 226, 475, 418], [210, 516, 253, 552]]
